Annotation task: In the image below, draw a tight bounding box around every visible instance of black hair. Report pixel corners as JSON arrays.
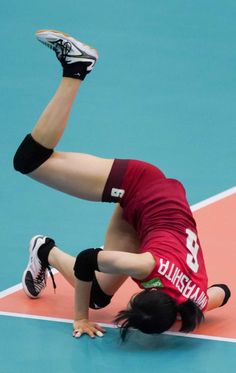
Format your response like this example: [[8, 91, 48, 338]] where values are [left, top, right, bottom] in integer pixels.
[[114, 289, 204, 341]]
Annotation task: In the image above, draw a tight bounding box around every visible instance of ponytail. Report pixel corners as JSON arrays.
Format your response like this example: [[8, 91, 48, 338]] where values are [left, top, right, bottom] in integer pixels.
[[114, 290, 204, 341], [114, 289, 178, 341], [177, 299, 204, 333]]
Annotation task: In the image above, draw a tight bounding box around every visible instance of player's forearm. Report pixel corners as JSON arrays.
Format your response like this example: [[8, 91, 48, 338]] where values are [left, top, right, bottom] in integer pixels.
[[74, 278, 92, 320]]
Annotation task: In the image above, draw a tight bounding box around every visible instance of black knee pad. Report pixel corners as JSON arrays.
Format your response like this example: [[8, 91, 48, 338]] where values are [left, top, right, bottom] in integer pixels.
[[89, 275, 113, 310], [13, 134, 54, 174]]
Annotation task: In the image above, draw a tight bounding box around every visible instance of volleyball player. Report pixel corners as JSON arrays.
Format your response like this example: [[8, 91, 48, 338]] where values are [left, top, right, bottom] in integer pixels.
[[13, 30, 230, 340]]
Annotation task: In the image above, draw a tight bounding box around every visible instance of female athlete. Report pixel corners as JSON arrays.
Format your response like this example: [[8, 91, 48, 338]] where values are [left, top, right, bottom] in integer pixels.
[[13, 30, 230, 341]]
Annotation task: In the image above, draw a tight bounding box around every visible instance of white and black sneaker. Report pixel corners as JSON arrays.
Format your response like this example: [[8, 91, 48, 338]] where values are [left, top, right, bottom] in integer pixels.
[[22, 235, 56, 298], [35, 29, 98, 80]]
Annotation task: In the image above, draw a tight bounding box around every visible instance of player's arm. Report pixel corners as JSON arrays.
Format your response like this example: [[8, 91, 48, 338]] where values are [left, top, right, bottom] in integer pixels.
[[97, 250, 156, 279], [73, 278, 105, 339], [72, 249, 155, 338]]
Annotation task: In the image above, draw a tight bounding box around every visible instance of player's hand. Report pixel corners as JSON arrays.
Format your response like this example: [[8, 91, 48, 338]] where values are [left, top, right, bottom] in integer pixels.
[[73, 319, 106, 339]]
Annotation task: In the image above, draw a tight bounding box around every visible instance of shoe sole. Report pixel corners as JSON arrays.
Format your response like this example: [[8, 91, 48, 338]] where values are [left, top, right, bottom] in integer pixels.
[[22, 235, 46, 299], [35, 29, 99, 60]]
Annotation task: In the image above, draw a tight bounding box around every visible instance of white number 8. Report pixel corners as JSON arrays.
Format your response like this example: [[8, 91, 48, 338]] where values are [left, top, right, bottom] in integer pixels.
[[186, 228, 199, 273]]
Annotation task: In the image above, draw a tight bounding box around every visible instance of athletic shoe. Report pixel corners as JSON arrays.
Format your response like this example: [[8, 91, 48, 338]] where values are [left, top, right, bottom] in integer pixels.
[[35, 29, 98, 80], [22, 235, 56, 298]]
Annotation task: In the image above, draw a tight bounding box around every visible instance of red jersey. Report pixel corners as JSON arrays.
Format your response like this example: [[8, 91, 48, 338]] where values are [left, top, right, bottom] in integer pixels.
[[133, 228, 208, 310], [102, 159, 209, 310]]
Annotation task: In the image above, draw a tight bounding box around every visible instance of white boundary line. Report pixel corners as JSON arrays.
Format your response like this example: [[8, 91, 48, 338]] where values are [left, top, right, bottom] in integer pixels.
[[1, 311, 236, 344], [164, 330, 236, 344], [1, 187, 236, 343], [0, 311, 116, 329], [191, 186, 236, 212], [0, 269, 58, 299], [0, 283, 23, 299], [0, 311, 73, 324]]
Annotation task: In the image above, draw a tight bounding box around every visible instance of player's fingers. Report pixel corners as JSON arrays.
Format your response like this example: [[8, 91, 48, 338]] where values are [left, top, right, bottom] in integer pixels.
[[86, 326, 104, 338], [73, 329, 83, 338], [94, 323, 106, 333], [73, 324, 105, 339], [85, 327, 96, 338], [95, 330, 104, 337]]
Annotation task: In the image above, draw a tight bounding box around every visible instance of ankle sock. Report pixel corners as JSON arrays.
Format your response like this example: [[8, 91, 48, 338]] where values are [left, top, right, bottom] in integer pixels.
[[63, 61, 90, 80], [38, 238, 55, 267]]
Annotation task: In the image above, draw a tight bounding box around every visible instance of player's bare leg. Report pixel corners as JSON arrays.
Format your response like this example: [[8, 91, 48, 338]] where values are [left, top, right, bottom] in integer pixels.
[[17, 30, 138, 301], [47, 205, 140, 294], [14, 30, 113, 201], [21, 206, 140, 299], [29, 76, 113, 201]]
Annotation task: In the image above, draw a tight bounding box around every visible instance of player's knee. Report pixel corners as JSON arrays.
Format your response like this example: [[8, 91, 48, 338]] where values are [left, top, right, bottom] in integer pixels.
[[13, 134, 54, 174]]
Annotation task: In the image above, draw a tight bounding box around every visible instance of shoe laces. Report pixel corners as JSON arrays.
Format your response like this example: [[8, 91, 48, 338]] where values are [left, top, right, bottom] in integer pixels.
[[48, 266, 57, 293], [51, 39, 72, 62], [35, 264, 57, 293]]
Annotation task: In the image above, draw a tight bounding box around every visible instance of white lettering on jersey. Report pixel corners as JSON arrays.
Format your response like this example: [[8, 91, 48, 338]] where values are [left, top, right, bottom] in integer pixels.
[[157, 258, 208, 310], [186, 228, 199, 273], [111, 188, 125, 198], [158, 258, 170, 275]]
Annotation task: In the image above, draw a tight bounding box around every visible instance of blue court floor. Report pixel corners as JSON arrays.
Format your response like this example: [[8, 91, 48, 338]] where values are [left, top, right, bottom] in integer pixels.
[[1, 1, 236, 372]]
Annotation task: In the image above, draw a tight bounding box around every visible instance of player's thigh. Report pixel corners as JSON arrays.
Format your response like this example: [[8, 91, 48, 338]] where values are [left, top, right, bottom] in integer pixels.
[[96, 204, 140, 295], [104, 204, 139, 253], [29, 151, 114, 201]]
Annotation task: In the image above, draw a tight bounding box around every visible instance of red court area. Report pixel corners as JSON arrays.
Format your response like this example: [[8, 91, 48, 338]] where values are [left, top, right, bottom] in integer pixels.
[[1, 193, 236, 339]]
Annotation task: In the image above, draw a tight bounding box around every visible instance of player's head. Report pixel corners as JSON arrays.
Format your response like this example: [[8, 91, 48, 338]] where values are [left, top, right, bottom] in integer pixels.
[[114, 289, 204, 341]]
